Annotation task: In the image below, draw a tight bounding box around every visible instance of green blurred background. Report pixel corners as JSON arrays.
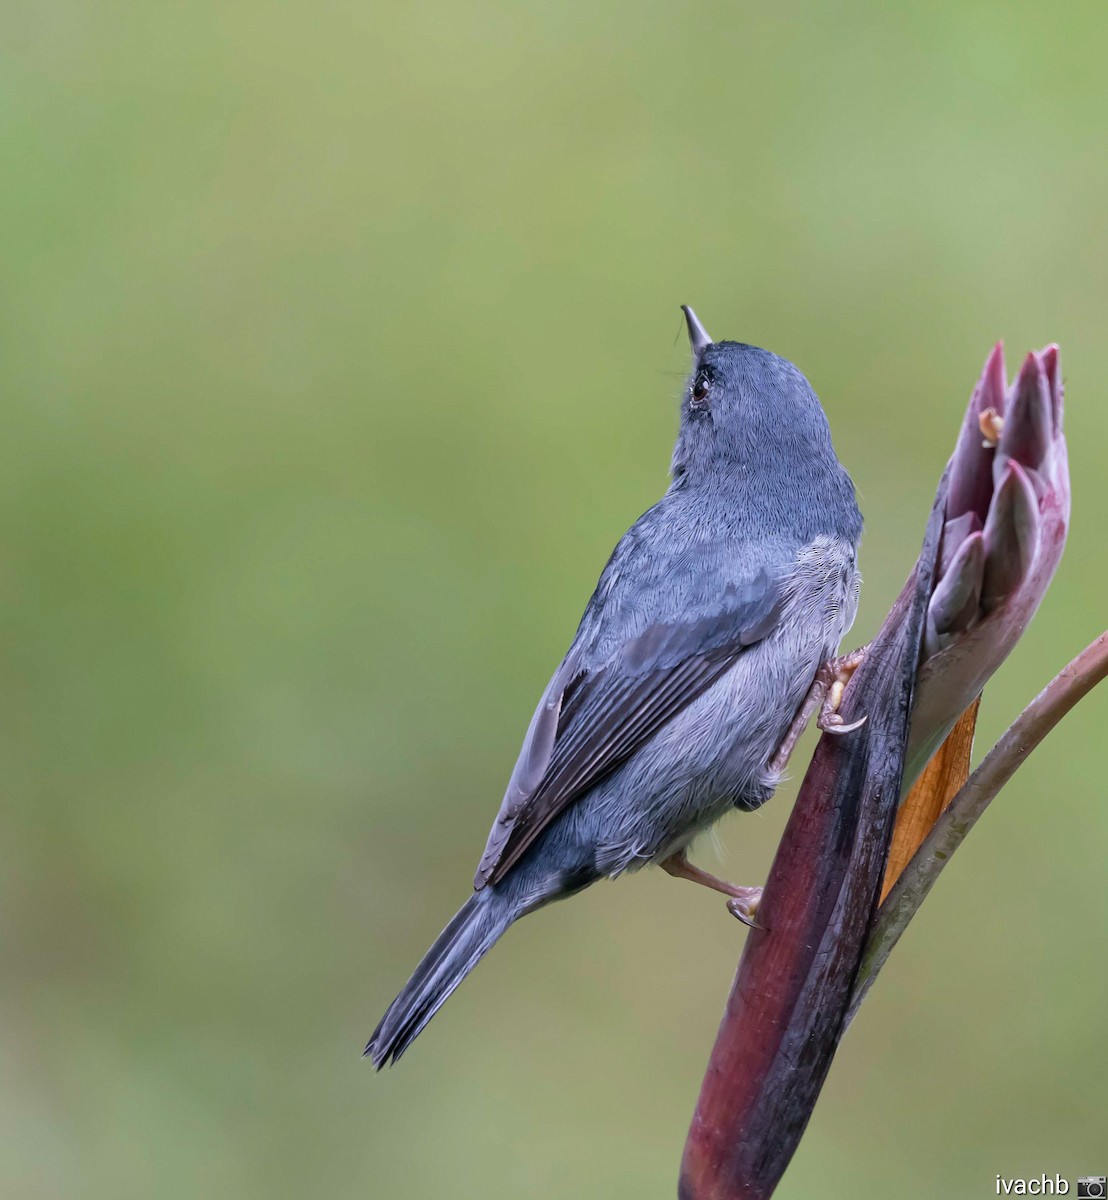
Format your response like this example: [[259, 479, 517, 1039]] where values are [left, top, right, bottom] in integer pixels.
[[2, 3, 1105, 1197]]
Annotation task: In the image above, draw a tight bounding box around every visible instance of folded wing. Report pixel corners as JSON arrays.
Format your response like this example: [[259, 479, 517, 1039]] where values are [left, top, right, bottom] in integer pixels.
[[475, 566, 784, 888]]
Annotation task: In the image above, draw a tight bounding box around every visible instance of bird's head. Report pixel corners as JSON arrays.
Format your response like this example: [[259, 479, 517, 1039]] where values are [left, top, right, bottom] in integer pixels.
[[672, 305, 843, 487]]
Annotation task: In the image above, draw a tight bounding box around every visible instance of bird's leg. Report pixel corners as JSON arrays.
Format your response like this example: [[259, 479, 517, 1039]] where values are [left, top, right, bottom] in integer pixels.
[[660, 849, 762, 927], [769, 645, 869, 775], [769, 674, 829, 775]]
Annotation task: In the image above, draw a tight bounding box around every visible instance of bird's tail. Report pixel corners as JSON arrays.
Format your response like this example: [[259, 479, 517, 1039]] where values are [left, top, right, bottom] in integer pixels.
[[366, 887, 515, 1067]]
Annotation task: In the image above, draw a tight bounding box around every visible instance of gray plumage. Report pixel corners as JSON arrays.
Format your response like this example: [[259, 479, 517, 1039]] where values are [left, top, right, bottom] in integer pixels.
[[367, 313, 862, 1067]]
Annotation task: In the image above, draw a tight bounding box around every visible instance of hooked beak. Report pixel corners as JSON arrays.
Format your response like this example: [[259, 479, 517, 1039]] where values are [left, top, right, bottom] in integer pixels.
[[681, 305, 713, 357]]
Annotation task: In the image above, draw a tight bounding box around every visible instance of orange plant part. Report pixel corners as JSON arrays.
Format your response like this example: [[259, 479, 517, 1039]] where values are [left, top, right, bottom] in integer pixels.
[[881, 695, 980, 903]]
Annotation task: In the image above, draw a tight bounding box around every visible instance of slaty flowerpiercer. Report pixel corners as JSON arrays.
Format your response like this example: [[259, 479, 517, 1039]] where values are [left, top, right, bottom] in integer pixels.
[[367, 307, 864, 1067]]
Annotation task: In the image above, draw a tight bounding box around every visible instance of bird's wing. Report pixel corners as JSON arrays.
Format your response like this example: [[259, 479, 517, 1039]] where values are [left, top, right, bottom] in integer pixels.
[[474, 564, 784, 889]]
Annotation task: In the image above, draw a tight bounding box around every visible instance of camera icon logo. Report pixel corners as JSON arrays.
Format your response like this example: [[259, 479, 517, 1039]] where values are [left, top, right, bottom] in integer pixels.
[[1078, 1178, 1107, 1199]]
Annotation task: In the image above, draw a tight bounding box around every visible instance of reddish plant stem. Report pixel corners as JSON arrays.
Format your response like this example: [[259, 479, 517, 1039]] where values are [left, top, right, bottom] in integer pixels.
[[677, 479, 947, 1200]]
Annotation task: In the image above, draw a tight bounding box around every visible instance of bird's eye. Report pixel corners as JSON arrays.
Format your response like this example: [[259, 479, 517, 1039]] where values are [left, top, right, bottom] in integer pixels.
[[691, 375, 710, 406]]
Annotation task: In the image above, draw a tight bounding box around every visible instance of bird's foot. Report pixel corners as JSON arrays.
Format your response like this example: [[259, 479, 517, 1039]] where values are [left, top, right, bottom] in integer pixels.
[[726, 889, 763, 928], [816, 646, 868, 736], [768, 645, 869, 774], [660, 850, 763, 927]]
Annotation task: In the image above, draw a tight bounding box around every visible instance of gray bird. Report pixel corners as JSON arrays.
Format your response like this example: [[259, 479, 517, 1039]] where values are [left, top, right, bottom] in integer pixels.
[[366, 307, 863, 1067]]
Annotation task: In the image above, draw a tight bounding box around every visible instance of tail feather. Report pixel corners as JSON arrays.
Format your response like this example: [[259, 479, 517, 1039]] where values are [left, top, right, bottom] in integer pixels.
[[366, 889, 513, 1067]]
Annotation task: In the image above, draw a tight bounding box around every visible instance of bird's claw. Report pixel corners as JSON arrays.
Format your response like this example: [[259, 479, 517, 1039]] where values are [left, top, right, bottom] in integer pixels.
[[818, 712, 868, 736], [816, 649, 867, 737], [769, 645, 869, 773], [726, 888, 763, 928]]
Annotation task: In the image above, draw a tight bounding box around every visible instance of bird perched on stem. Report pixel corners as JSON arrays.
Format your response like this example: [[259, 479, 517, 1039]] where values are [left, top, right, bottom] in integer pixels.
[[367, 307, 864, 1067]]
